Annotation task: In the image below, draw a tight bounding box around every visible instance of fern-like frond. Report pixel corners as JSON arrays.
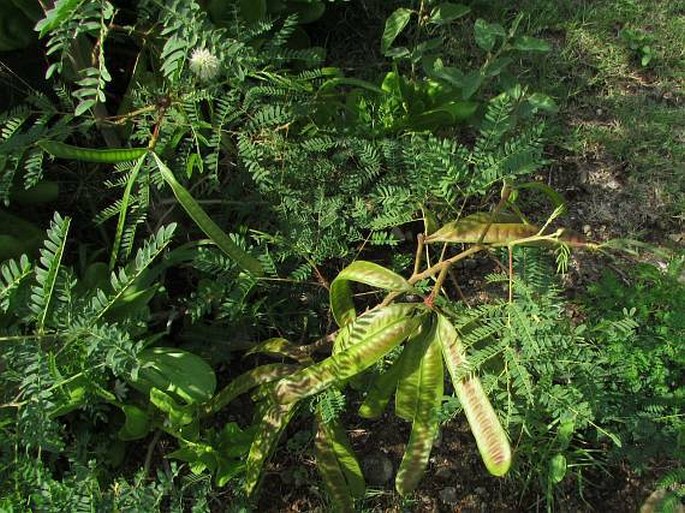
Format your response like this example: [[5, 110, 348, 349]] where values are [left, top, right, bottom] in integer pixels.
[[0, 254, 32, 313], [87, 223, 176, 324], [29, 213, 71, 333]]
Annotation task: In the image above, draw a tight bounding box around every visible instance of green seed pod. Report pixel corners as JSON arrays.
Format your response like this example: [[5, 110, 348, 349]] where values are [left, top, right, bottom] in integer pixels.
[[395, 319, 434, 421], [436, 314, 511, 477], [425, 212, 538, 244], [274, 304, 423, 404], [39, 140, 148, 163], [245, 401, 298, 496], [395, 336, 444, 496]]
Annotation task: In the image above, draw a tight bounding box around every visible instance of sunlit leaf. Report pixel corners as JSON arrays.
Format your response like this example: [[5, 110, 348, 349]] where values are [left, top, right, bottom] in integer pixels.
[[396, 336, 444, 496], [330, 261, 412, 327], [381, 8, 412, 54], [245, 401, 298, 496], [274, 304, 423, 404], [436, 314, 511, 476]]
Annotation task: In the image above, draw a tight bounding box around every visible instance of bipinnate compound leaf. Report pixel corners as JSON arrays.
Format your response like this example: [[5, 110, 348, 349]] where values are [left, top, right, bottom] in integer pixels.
[[395, 320, 434, 421], [395, 336, 444, 496], [274, 304, 423, 404], [330, 261, 412, 327], [381, 8, 412, 54], [204, 363, 301, 415], [152, 153, 263, 276], [245, 401, 298, 496], [315, 415, 365, 512], [436, 315, 511, 476]]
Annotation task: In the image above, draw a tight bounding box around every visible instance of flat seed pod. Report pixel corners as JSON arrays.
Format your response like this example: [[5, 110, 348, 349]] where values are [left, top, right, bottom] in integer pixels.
[[204, 363, 300, 415], [246, 338, 313, 364], [358, 351, 405, 419], [245, 401, 298, 496], [333, 323, 353, 355], [315, 415, 365, 512], [153, 153, 264, 276], [395, 320, 434, 421], [274, 304, 423, 404], [425, 212, 538, 244], [39, 140, 148, 163], [330, 261, 412, 327], [395, 337, 444, 496], [436, 314, 511, 477]]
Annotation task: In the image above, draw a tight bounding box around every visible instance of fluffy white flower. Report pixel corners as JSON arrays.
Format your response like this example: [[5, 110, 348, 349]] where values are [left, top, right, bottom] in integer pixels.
[[189, 48, 220, 81]]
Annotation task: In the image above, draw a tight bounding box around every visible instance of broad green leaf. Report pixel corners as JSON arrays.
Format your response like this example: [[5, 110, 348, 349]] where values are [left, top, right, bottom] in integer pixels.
[[436, 315, 511, 476], [425, 212, 537, 244], [428, 3, 470, 25], [245, 401, 298, 496], [512, 36, 551, 52], [429, 61, 465, 88], [315, 415, 365, 512], [549, 454, 567, 484], [39, 140, 148, 163], [167, 442, 216, 475], [330, 260, 411, 327], [381, 8, 412, 54], [474, 19, 505, 52], [396, 338, 444, 496], [204, 363, 301, 415], [274, 304, 423, 404], [152, 153, 263, 276], [484, 56, 513, 77], [395, 321, 434, 421], [461, 70, 484, 99], [118, 405, 152, 441], [131, 347, 216, 404], [149, 387, 195, 427]]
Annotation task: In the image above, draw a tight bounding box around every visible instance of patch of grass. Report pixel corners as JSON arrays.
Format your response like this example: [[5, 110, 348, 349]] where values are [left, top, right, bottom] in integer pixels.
[[461, 0, 685, 237]]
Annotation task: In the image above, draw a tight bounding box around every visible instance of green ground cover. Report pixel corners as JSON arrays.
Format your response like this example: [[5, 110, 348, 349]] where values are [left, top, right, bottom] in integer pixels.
[[0, 1, 682, 511]]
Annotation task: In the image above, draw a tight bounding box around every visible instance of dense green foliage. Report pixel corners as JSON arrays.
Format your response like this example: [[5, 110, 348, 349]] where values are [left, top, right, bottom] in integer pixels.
[[0, 0, 682, 511]]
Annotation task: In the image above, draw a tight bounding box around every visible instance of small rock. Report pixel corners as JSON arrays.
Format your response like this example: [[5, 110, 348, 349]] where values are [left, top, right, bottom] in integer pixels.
[[583, 224, 592, 235], [474, 486, 486, 496], [439, 486, 459, 505], [362, 453, 394, 486], [434, 466, 452, 480], [462, 258, 478, 270]]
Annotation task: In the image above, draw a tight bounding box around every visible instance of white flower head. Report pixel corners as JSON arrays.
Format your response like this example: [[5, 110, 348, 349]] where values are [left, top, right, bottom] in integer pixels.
[[189, 47, 220, 82]]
